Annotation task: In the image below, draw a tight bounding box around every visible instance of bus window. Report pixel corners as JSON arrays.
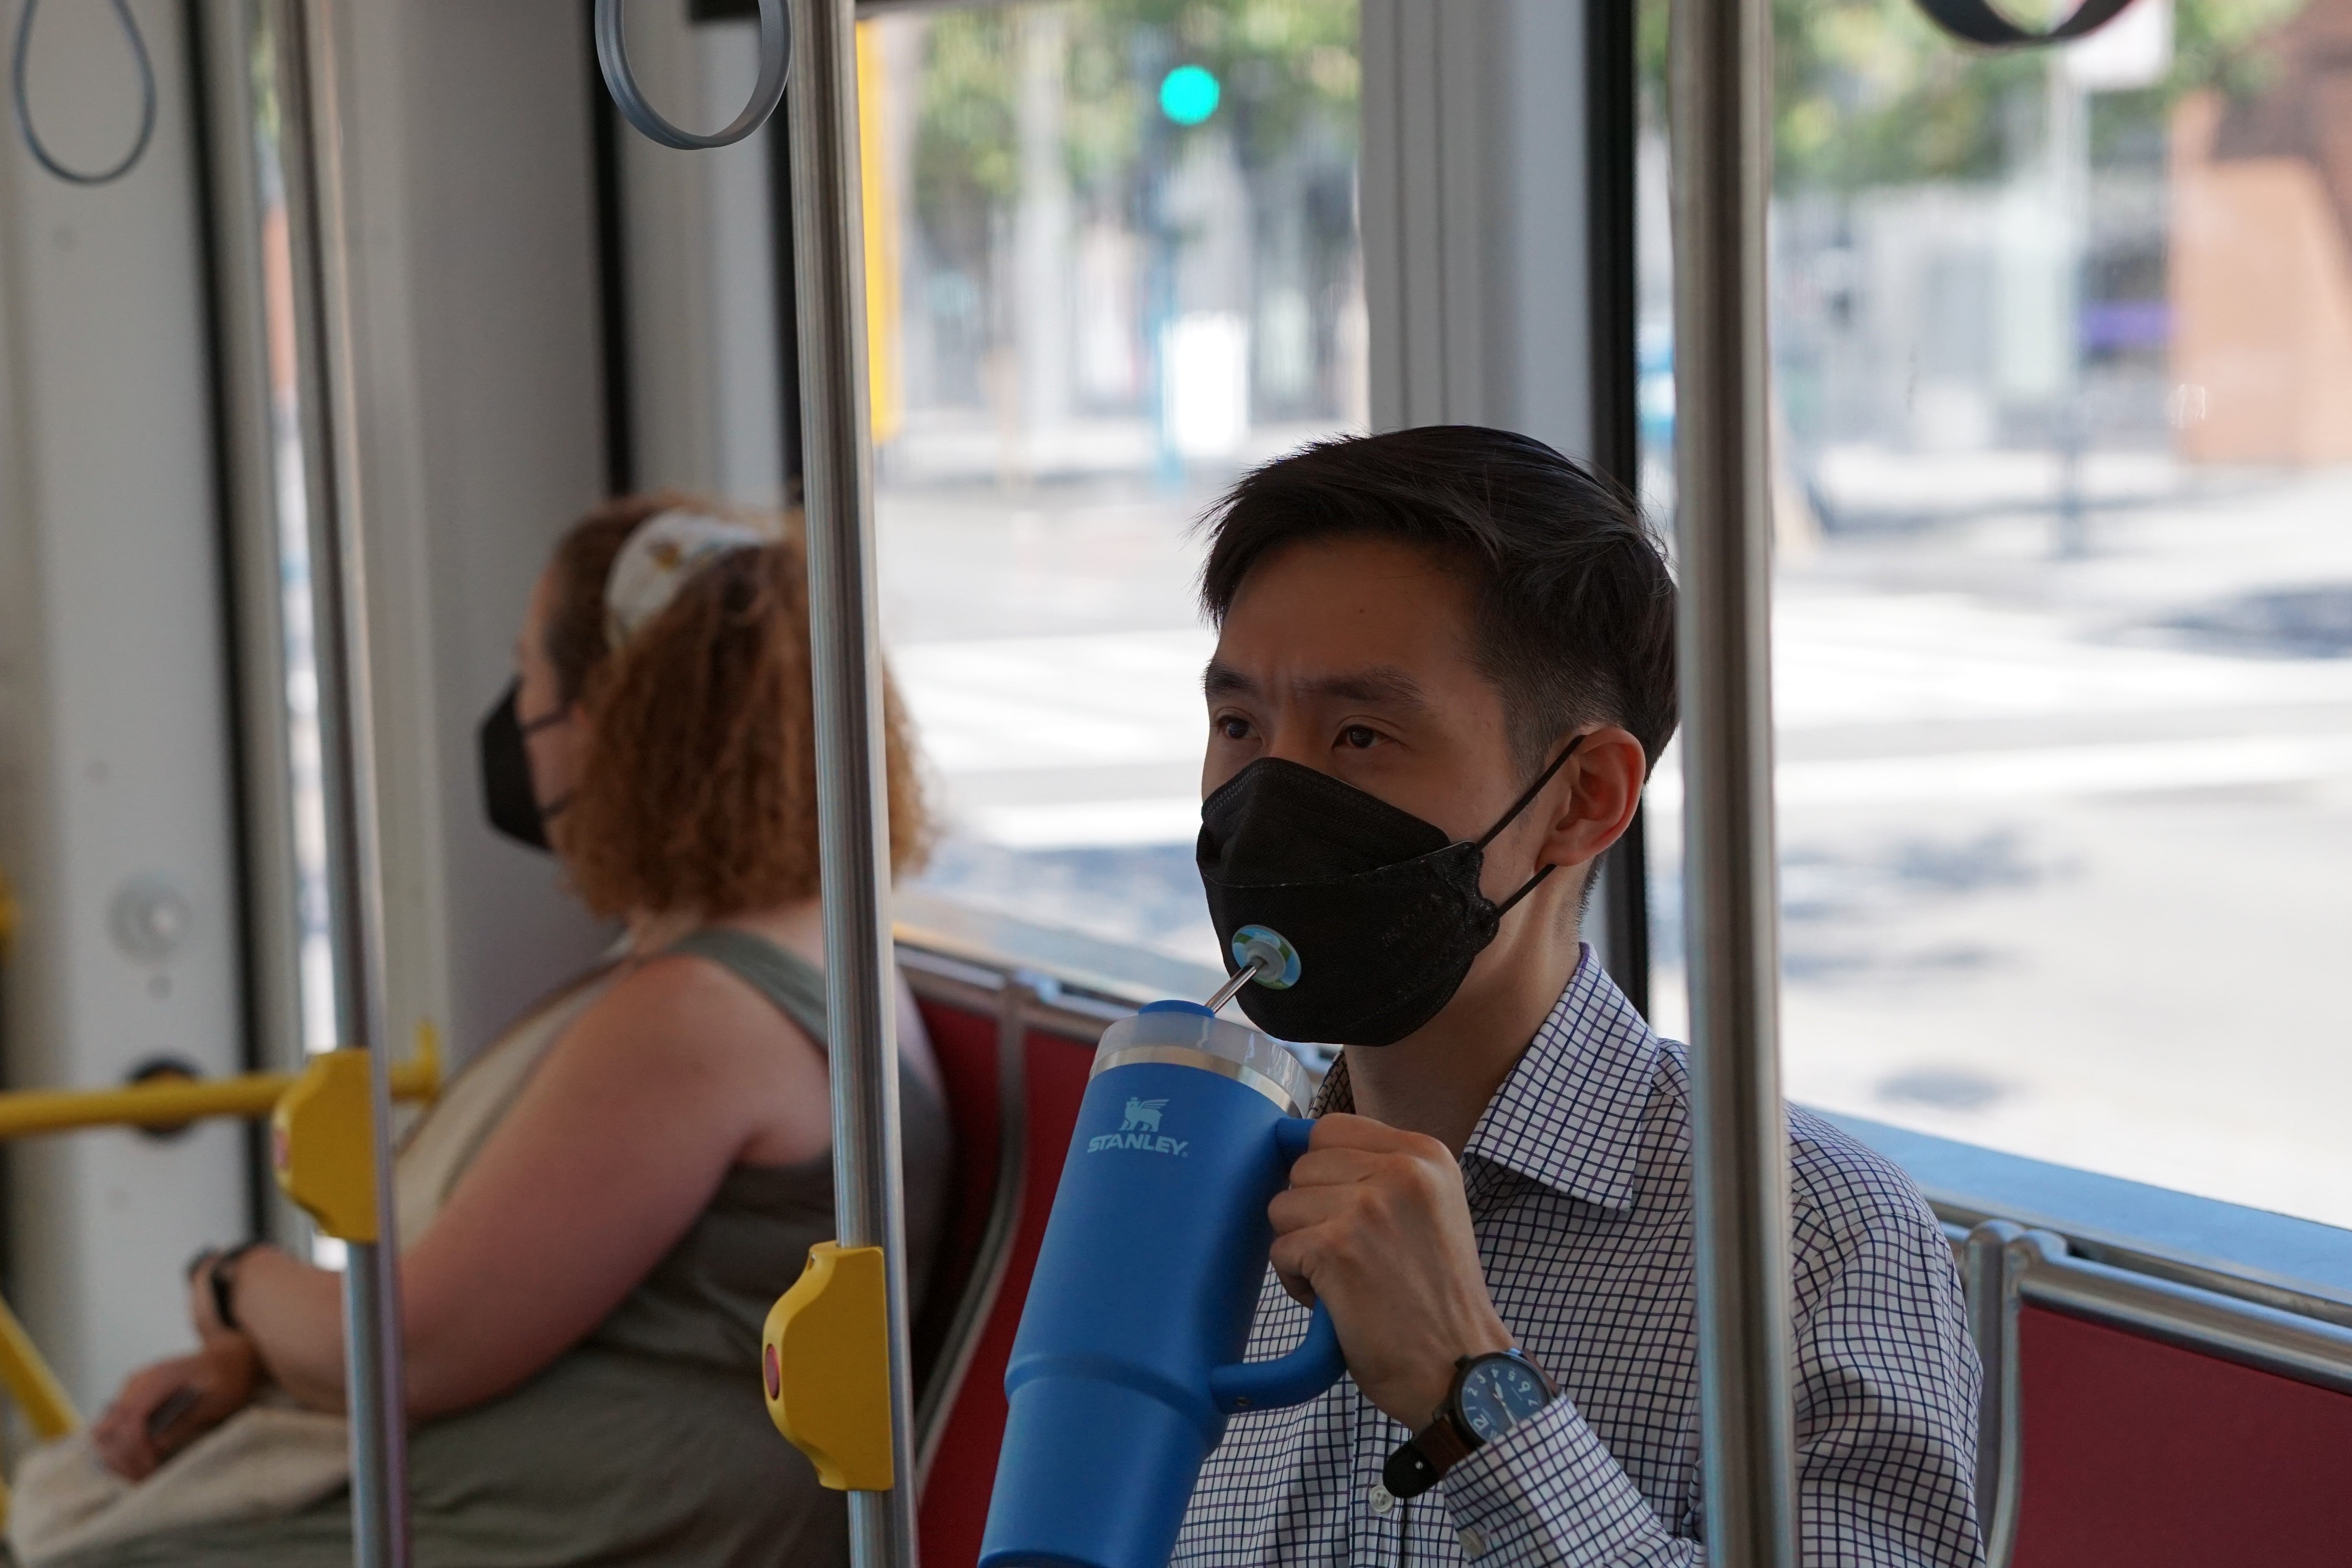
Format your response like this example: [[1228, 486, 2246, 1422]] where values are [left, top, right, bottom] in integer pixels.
[[1641, 0, 2352, 1227], [859, 0, 1367, 975]]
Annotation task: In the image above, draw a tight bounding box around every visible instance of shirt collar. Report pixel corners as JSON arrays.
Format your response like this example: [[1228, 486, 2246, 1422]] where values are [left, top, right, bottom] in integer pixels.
[[1312, 946, 1660, 1212]]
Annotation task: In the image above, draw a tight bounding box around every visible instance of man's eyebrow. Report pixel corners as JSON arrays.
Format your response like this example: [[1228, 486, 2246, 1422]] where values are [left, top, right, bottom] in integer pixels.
[[1202, 661, 1433, 711], [1303, 667, 1431, 709], [1203, 660, 1257, 699]]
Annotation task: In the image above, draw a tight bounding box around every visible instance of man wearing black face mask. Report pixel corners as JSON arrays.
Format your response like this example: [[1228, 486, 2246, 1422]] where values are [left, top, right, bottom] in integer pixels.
[[1172, 428, 1980, 1568]]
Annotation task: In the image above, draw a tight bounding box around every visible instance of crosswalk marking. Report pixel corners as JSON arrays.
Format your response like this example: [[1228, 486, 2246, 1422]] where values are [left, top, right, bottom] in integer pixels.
[[892, 596, 2352, 846]]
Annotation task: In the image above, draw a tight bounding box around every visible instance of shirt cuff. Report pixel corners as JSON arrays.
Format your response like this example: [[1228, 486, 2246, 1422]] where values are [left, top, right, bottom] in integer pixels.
[[1439, 1397, 1690, 1568]]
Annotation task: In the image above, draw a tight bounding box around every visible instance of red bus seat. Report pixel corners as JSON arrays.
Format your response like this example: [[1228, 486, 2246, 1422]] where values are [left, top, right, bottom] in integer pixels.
[[2011, 1304, 2352, 1567], [910, 994, 1011, 1399], [909, 984, 1101, 1568]]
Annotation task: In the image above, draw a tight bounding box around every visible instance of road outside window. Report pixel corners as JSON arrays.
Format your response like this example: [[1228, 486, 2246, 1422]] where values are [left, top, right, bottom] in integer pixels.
[[1642, 0, 2352, 1227]]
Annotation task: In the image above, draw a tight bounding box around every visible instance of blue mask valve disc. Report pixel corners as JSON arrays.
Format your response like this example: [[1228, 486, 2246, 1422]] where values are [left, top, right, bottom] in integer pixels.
[[1230, 925, 1302, 990]]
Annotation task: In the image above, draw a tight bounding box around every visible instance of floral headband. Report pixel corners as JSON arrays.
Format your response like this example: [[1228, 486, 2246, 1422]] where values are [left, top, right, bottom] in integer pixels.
[[602, 509, 770, 650]]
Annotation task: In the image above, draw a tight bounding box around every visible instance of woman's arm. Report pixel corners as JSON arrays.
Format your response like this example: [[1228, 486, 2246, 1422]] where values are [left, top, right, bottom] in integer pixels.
[[214, 1247, 343, 1407], [227, 954, 833, 1420]]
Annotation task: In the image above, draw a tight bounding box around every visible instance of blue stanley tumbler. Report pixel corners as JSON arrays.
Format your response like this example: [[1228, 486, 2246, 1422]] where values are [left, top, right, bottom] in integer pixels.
[[979, 999, 1348, 1568]]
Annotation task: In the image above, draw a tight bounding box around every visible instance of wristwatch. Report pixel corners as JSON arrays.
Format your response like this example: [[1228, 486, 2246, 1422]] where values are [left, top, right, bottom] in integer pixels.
[[194, 1240, 263, 1333], [1382, 1349, 1558, 1501]]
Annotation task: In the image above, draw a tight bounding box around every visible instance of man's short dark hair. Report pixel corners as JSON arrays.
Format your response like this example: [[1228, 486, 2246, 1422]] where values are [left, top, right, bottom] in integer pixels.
[[1199, 426, 1677, 775]]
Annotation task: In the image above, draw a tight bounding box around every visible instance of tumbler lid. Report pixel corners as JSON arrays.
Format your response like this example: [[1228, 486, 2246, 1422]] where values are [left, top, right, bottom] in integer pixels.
[[1093, 1006, 1316, 1116]]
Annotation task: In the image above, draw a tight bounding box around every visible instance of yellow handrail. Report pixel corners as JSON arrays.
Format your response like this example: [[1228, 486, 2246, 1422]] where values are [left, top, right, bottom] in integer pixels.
[[0, 1024, 442, 1528], [0, 1022, 440, 1141], [0, 1291, 77, 1441], [0, 1283, 81, 1529]]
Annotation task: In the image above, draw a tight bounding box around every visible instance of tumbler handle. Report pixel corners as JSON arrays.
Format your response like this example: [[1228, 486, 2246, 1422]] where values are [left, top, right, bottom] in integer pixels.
[[1271, 1115, 1315, 1165], [1207, 1116, 1348, 1414]]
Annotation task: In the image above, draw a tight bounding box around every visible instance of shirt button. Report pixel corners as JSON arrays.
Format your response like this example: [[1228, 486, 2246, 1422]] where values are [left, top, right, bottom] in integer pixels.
[[1458, 1526, 1489, 1558], [1369, 1484, 1395, 1516]]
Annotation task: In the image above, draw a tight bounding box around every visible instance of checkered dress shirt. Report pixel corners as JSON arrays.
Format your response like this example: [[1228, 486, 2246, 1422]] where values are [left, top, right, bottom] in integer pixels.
[[1171, 951, 1983, 1568]]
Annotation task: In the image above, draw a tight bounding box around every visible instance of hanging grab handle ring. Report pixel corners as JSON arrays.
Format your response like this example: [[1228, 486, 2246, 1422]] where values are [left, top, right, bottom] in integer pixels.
[[1908, 0, 2138, 49], [10, 0, 158, 187], [595, 0, 791, 151]]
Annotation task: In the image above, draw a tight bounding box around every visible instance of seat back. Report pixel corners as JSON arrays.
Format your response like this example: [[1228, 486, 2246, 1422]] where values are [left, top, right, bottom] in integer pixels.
[[2011, 1305, 2352, 1567], [906, 964, 1106, 1568], [909, 994, 1011, 1406]]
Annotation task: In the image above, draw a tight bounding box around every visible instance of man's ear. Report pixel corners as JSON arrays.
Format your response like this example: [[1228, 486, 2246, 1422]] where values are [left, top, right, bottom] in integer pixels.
[[1533, 726, 1647, 874]]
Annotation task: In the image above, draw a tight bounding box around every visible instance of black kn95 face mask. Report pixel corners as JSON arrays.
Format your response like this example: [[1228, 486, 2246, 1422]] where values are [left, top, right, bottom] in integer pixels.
[[478, 680, 571, 853], [1195, 737, 1583, 1047]]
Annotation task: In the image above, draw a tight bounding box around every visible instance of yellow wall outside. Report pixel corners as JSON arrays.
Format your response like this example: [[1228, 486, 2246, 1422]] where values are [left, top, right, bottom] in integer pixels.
[[858, 22, 903, 448]]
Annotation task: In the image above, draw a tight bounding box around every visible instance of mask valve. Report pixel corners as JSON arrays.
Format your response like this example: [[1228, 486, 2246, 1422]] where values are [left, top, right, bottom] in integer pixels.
[[1204, 924, 1301, 1013]]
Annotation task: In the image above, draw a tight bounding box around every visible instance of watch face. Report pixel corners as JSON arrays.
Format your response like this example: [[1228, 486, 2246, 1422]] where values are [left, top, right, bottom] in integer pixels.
[[1457, 1356, 1550, 1444]]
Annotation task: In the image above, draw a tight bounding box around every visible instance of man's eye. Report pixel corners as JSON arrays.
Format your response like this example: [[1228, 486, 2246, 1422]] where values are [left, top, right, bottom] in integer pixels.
[[1217, 715, 1252, 740], [1340, 725, 1380, 750]]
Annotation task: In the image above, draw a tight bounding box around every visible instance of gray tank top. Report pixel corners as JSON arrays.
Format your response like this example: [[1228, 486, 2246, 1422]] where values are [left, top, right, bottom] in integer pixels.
[[397, 928, 950, 1567], [587, 927, 949, 1367]]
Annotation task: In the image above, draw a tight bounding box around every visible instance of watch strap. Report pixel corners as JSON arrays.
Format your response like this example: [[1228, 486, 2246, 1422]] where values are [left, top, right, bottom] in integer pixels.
[[1382, 1408, 1477, 1501], [209, 1240, 261, 1332], [1381, 1439, 1441, 1501], [1412, 1408, 1479, 1475]]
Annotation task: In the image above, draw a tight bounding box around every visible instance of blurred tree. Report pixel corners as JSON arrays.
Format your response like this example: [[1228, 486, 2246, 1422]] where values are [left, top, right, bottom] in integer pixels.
[[1075, 0, 1356, 175], [1639, 0, 2309, 191], [2167, 0, 2308, 101], [911, 8, 1020, 279], [914, 0, 1354, 246]]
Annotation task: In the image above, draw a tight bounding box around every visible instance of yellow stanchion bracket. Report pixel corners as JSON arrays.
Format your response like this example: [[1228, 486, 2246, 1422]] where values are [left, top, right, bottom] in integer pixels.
[[272, 1050, 378, 1242], [401, 1017, 442, 1101], [761, 1242, 893, 1491]]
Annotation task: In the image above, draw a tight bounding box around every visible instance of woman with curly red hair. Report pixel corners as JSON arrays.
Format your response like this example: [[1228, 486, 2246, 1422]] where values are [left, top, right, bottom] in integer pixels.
[[19, 494, 947, 1568]]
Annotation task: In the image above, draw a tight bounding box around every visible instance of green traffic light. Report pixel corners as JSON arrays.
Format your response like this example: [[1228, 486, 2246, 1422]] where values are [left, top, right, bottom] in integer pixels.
[[1159, 64, 1220, 127]]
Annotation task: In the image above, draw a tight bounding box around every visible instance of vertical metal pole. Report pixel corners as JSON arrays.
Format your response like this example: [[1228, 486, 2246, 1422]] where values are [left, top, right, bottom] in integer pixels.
[[271, 0, 409, 1561], [1668, 0, 1798, 1566], [1586, 0, 1650, 1021], [1964, 1221, 2023, 1567], [786, 5, 920, 1568]]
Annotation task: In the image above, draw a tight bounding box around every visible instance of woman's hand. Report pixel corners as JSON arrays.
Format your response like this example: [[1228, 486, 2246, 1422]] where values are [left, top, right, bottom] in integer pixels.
[[90, 1336, 262, 1481]]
